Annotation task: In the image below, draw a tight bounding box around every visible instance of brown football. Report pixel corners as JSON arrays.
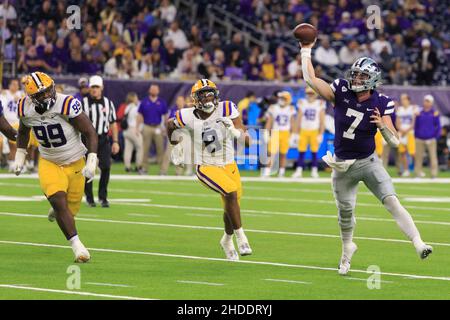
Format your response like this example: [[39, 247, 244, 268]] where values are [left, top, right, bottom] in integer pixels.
[[292, 23, 318, 45]]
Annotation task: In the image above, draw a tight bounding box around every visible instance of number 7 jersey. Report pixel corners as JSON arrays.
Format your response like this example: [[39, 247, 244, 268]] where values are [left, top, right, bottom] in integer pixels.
[[18, 93, 87, 165], [330, 78, 394, 160]]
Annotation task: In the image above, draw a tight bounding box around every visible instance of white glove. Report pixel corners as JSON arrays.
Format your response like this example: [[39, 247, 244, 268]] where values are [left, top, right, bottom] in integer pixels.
[[289, 133, 299, 147], [216, 118, 241, 138], [14, 148, 27, 176], [317, 134, 323, 144], [82, 153, 97, 183], [171, 143, 184, 166], [322, 151, 356, 173]]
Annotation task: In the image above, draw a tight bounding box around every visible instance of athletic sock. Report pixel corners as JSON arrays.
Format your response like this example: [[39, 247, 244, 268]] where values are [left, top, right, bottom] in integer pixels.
[[69, 234, 80, 245], [383, 195, 422, 246], [221, 232, 233, 242], [234, 227, 248, 243], [340, 229, 354, 246], [279, 168, 285, 176]]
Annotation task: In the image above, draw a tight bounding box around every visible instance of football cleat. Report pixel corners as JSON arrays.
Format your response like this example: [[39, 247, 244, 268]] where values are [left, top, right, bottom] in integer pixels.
[[311, 167, 319, 178], [338, 242, 358, 275], [220, 237, 239, 261], [48, 207, 56, 222], [292, 168, 303, 178], [417, 244, 433, 260], [237, 242, 253, 256], [72, 242, 91, 263]]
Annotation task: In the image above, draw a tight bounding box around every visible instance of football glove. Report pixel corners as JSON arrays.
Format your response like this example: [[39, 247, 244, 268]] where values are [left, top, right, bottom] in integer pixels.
[[171, 143, 184, 166], [289, 133, 299, 147], [82, 153, 97, 183], [14, 148, 27, 176]]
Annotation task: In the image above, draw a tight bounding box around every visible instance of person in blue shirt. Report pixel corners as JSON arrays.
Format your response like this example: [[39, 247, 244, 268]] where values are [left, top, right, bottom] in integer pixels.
[[414, 95, 441, 178]]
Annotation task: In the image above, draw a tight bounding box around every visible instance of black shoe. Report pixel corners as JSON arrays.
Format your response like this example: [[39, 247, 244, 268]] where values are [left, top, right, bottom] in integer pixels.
[[101, 200, 110, 208], [125, 167, 132, 173], [86, 200, 96, 207]]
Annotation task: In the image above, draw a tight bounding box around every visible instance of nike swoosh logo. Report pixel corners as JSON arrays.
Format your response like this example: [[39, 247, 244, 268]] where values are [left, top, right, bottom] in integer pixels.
[[75, 171, 81, 174], [367, 109, 374, 111]]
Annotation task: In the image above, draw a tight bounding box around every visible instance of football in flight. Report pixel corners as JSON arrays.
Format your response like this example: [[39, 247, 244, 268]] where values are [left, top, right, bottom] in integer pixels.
[[292, 23, 318, 45]]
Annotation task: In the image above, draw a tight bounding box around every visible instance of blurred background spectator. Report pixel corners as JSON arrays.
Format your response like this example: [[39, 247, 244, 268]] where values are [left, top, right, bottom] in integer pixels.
[[2, 0, 447, 86]]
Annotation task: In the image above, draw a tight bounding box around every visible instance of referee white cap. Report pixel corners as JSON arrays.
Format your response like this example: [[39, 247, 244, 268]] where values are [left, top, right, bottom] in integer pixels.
[[89, 75, 103, 88]]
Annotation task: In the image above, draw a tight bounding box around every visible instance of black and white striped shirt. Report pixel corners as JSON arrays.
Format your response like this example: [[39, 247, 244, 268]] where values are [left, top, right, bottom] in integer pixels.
[[82, 96, 117, 135]]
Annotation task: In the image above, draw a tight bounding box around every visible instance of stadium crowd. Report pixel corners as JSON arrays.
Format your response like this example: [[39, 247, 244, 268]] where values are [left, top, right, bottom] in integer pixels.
[[1, 0, 448, 85]]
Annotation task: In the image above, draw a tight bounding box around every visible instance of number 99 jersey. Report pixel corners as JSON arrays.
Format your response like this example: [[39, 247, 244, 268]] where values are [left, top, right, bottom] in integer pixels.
[[173, 100, 239, 166], [17, 93, 87, 166]]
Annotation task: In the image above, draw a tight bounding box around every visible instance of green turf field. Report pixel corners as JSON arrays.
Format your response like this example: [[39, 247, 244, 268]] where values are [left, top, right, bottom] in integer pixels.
[[0, 166, 449, 300]]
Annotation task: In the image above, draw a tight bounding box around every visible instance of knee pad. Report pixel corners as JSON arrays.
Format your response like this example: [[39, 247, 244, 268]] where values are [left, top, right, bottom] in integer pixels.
[[383, 195, 399, 211]]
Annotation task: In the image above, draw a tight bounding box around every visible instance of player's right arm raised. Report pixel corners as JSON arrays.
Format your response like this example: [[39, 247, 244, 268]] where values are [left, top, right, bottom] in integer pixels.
[[300, 41, 335, 103]]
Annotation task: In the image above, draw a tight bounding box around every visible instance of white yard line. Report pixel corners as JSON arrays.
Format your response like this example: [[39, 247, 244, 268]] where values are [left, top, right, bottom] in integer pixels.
[[0, 212, 449, 247], [186, 213, 216, 218], [104, 203, 450, 225], [103, 189, 450, 212], [84, 282, 135, 288], [176, 280, 224, 286], [0, 240, 448, 282], [127, 213, 160, 218], [263, 278, 312, 285], [0, 284, 152, 300], [344, 277, 394, 284]]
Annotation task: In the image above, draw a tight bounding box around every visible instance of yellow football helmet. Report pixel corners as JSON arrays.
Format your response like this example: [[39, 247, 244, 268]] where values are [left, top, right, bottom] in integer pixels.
[[277, 91, 292, 107], [22, 72, 56, 113], [191, 79, 219, 113]]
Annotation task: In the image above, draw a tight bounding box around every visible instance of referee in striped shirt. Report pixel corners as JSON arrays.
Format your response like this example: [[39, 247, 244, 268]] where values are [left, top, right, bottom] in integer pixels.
[[82, 75, 120, 208]]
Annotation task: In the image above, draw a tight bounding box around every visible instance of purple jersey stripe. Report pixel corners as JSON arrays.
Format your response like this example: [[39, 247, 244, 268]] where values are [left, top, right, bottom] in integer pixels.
[[178, 110, 186, 126]]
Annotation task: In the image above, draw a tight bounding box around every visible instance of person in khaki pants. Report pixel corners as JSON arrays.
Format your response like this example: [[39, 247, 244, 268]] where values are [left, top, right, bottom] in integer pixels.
[[123, 92, 144, 173], [136, 85, 168, 174], [414, 95, 441, 178]]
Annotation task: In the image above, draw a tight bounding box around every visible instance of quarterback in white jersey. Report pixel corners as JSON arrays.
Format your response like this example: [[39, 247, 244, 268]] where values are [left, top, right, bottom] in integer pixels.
[[168, 79, 252, 261], [263, 91, 296, 177], [14, 72, 98, 263], [395, 94, 418, 177]]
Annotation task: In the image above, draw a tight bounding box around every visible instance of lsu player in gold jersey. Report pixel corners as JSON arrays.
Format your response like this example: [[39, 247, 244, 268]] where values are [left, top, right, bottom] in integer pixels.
[[262, 91, 296, 177], [292, 86, 325, 178], [167, 79, 252, 260], [14, 72, 98, 263]]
